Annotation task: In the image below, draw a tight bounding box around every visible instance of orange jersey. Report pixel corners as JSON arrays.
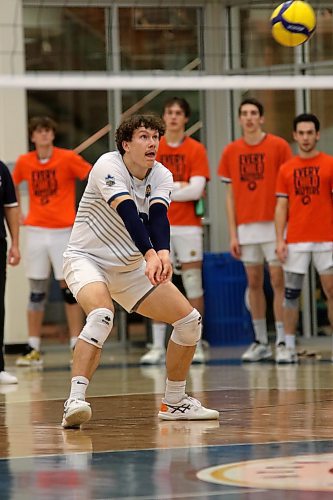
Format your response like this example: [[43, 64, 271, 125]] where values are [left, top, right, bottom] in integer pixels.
[[13, 147, 91, 228], [218, 134, 292, 225], [157, 136, 210, 226], [276, 152, 333, 243]]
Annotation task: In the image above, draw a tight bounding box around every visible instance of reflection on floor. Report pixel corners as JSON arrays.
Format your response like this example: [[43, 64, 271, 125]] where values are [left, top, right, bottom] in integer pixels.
[[1, 335, 333, 499]]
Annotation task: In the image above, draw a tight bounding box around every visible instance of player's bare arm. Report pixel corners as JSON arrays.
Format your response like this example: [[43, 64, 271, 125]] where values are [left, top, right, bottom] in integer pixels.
[[225, 184, 241, 259], [275, 196, 289, 263]]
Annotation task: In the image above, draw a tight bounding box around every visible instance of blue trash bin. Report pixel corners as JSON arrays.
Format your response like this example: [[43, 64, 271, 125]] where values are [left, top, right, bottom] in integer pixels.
[[203, 252, 254, 346]]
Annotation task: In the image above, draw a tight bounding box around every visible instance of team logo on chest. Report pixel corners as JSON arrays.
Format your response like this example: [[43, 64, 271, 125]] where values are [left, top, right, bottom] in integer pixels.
[[105, 174, 115, 187], [293, 166, 320, 205], [239, 153, 265, 191]]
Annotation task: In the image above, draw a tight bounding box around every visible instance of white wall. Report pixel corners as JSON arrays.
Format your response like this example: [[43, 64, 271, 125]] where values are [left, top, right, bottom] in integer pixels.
[[1, 0, 29, 345]]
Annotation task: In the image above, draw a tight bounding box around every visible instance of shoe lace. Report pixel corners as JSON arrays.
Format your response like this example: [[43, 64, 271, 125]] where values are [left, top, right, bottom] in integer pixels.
[[184, 395, 202, 408]]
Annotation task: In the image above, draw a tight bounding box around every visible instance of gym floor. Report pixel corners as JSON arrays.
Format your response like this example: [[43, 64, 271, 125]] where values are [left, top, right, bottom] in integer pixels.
[[1, 334, 333, 499]]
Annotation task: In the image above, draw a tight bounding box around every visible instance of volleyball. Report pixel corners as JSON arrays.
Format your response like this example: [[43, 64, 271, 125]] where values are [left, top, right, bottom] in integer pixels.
[[270, 1, 316, 47]]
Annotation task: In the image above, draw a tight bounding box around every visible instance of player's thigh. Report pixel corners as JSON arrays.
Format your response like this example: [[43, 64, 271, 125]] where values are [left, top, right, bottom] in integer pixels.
[[63, 255, 111, 313], [244, 262, 265, 288], [171, 228, 203, 264], [48, 228, 72, 280], [77, 281, 114, 315], [240, 243, 265, 266], [136, 281, 193, 324], [262, 241, 280, 266], [25, 227, 50, 279], [283, 249, 311, 274]]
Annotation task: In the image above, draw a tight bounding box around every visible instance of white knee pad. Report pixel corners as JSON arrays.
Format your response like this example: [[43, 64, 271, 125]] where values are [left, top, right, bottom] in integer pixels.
[[170, 308, 202, 347], [182, 268, 203, 299], [78, 308, 114, 349]]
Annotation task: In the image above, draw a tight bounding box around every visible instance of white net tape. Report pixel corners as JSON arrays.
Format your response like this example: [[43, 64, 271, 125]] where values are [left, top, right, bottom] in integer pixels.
[[1, 73, 333, 90]]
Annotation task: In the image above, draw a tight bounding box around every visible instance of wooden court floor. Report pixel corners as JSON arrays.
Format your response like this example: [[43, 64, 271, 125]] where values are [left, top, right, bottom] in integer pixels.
[[1, 337, 333, 499]]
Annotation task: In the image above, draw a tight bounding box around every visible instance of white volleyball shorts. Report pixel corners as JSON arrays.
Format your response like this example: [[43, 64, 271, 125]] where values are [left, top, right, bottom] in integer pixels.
[[25, 226, 72, 280], [241, 241, 281, 266], [170, 226, 203, 264], [283, 248, 333, 275], [63, 255, 155, 313]]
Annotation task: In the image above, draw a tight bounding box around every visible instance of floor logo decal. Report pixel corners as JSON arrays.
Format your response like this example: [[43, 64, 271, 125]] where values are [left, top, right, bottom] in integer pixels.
[[197, 453, 333, 491]]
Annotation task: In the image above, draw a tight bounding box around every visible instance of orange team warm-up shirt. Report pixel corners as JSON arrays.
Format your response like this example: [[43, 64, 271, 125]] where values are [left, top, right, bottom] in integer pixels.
[[156, 136, 210, 226], [218, 134, 292, 225], [276, 152, 333, 243], [12, 147, 91, 228]]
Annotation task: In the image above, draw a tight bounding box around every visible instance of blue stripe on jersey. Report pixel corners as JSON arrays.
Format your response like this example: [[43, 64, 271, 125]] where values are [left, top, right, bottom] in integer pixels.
[[108, 192, 130, 204], [150, 196, 170, 207]]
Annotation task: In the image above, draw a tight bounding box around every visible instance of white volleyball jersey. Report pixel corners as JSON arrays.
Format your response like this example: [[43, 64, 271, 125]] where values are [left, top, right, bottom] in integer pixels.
[[65, 151, 173, 268]]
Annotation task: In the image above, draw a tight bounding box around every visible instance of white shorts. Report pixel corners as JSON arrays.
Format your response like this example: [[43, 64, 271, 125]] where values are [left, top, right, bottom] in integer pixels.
[[283, 248, 333, 274], [170, 226, 203, 264], [25, 226, 72, 280], [63, 255, 155, 313], [241, 241, 281, 266]]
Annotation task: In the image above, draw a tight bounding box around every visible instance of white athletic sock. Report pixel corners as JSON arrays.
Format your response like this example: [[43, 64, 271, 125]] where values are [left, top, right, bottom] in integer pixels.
[[69, 376, 89, 400], [253, 319, 268, 344], [28, 336, 41, 351], [70, 337, 77, 350], [275, 321, 285, 345], [165, 378, 186, 404], [152, 322, 167, 350], [285, 334, 296, 350]]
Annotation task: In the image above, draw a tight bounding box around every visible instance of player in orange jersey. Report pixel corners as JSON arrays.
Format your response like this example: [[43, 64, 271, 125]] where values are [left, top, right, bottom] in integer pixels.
[[218, 98, 293, 363], [140, 97, 210, 365], [12, 117, 92, 367], [275, 113, 333, 363]]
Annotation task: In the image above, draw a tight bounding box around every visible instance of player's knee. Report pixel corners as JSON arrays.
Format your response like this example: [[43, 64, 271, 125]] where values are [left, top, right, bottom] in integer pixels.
[[181, 268, 203, 299], [170, 308, 202, 347], [28, 279, 48, 311], [284, 272, 303, 309], [78, 308, 114, 349], [284, 288, 301, 309], [62, 287, 77, 305]]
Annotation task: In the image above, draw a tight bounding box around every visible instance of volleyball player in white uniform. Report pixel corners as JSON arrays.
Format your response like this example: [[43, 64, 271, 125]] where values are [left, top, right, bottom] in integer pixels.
[[61, 115, 219, 428]]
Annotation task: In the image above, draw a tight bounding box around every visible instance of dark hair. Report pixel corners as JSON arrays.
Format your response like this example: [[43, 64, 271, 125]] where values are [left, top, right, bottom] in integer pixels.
[[28, 116, 57, 137], [162, 97, 191, 118], [115, 114, 165, 156], [238, 98, 264, 117], [293, 113, 320, 132]]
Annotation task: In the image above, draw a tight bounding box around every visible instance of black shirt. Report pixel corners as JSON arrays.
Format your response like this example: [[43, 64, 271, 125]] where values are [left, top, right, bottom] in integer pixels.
[[0, 161, 18, 240]]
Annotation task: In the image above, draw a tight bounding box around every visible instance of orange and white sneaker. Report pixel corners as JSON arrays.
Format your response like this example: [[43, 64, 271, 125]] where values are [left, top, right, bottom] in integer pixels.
[[158, 395, 219, 421]]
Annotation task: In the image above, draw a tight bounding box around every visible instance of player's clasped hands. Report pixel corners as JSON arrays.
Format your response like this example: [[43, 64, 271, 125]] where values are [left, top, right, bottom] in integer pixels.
[[145, 249, 173, 285]]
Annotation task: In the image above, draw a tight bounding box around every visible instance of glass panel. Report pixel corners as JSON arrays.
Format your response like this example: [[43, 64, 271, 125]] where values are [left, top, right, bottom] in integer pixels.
[[311, 89, 333, 156], [24, 7, 106, 71], [27, 90, 109, 165], [234, 8, 295, 69], [119, 7, 201, 70], [309, 8, 333, 64], [235, 89, 296, 144], [121, 90, 203, 141]]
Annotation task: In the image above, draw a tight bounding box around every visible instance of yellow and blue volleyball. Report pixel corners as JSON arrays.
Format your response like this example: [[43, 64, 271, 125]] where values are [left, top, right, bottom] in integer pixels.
[[270, 1, 316, 47]]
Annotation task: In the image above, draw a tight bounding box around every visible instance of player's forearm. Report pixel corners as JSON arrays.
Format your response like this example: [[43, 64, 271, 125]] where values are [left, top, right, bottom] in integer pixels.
[[225, 187, 238, 239], [4, 206, 20, 246], [115, 199, 153, 255], [275, 198, 288, 242], [170, 176, 206, 202], [148, 202, 170, 251]]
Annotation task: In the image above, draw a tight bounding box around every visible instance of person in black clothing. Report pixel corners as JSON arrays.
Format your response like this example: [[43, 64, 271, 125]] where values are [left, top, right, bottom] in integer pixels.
[[0, 160, 20, 383]]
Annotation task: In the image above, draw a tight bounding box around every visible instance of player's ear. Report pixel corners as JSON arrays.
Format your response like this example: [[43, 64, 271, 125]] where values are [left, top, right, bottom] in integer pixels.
[[259, 115, 265, 126], [122, 140, 130, 153]]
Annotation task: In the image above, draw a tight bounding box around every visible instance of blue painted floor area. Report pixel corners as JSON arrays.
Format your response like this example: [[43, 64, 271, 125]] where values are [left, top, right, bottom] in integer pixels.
[[2, 440, 333, 499]]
